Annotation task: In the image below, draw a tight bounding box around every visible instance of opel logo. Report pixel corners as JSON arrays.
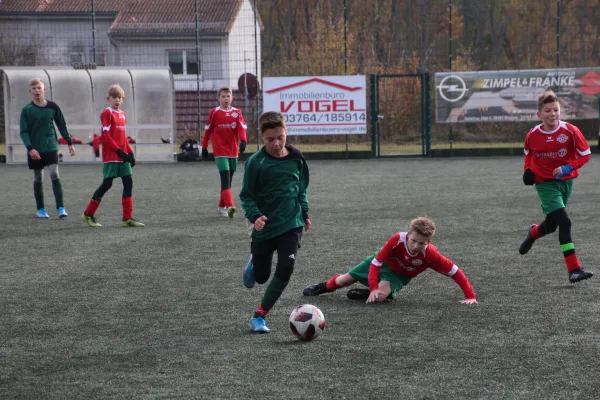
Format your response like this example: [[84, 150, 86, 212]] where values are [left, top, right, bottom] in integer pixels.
[[437, 75, 468, 102]]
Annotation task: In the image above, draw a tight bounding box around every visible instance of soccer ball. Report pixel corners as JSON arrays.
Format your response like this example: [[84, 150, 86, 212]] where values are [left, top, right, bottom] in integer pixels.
[[289, 304, 326, 341]]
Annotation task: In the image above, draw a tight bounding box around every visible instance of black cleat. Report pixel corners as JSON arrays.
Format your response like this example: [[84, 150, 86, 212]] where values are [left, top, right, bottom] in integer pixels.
[[346, 288, 371, 300], [519, 224, 536, 255], [347, 288, 395, 301], [302, 282, 329, 296], [569, 268, 593, 283]]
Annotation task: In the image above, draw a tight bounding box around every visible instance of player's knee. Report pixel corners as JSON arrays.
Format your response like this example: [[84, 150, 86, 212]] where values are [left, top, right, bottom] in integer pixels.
[[33, 170, 43, 183], [551, 208, 571, 230], [48, 164, 59, 180], [559, 216, 571, 231], [338, 273, 356, 287], [219, 171, 230, 191], [274, 260, 295, 282], [545, 222, 558, 234], [253, 256, 271, 284], [101, 179, 113, 191], [122, 176, 133, 197], [255, 270, 270, 285]]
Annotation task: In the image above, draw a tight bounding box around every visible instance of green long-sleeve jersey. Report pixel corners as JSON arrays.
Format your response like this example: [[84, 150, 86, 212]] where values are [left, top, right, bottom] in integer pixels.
[[20, 101, 71, 152], [240, 145, 310, 242]]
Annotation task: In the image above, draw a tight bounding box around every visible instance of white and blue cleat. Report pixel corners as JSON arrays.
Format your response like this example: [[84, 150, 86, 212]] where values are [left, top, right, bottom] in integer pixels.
[[36, 208, 49, 219], [57, 207, 68, 218], [250, 316, 270, 333], [243, 255, 255, 288]]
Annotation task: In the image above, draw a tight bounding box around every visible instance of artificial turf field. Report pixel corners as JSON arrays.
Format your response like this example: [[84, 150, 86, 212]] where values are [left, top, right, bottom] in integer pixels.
[[1, 157, 599, 400]]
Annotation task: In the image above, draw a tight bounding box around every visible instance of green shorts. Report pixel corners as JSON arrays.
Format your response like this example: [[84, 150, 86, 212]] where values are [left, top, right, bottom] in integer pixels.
[[215, 157, 238, 172], [348, 251, 412, 299], [103, 162, 132, 179], [535, 179, 573, 215]]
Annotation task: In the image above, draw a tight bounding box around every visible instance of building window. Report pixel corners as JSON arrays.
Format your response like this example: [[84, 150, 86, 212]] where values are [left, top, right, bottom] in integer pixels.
[[70, 52, 84, 64], [168, 50, 201, 75], [186, 50, 199, 75], [89, 51, 106, 66]]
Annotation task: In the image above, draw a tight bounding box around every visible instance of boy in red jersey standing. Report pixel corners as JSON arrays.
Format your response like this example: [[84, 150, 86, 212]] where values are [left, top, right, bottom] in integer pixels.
[[519, 91, 592, 283], [81, 84, 144, 228], [201, 87, 248, 218], [303, 217, 477, 304]]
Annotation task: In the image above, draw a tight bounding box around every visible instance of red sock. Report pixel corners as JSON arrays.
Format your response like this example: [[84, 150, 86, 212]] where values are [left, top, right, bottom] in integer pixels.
[[221, 189, 234, 207], [218, 191, 225, 208], [122, 196, 133, 221], [530, 224, 542, 240], [325, 274, 343, 292], [84, 199, 100, 216], [255, 304, 269, 317], [564, 254, 581, 273]]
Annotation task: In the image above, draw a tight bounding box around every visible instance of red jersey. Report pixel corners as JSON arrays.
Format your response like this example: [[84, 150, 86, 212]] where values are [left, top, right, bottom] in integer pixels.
[[202, 107, 248, 157], [100, 107, 132, 163], [368, 232, 475, 299], [524, 121, 591, 183]]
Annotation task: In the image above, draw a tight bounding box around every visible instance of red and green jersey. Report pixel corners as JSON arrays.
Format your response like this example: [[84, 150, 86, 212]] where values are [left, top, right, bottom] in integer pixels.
[[368, 232, 476, 299], [524, 121, 591, 183], [100, 107, 132, 163], [202, 107, 247, 157], [20, 101, 71, 152]]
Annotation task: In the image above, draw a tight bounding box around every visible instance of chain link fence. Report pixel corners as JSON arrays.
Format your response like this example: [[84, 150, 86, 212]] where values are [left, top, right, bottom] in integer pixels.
[[1, 0, 600, 155]]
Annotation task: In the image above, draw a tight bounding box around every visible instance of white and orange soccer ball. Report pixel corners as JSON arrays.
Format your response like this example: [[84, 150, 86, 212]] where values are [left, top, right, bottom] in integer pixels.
[[289, 304, 326, 341]]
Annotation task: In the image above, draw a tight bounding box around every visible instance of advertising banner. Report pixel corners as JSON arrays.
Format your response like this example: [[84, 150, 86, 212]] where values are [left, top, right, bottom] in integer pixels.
[[435, 68, 600, 123], [263, 75, 367, 135]]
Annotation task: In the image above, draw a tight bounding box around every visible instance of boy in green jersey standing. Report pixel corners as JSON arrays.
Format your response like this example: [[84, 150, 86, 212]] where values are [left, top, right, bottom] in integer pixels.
[[20, 78, 75, 218], [240, 111, 311, 333]]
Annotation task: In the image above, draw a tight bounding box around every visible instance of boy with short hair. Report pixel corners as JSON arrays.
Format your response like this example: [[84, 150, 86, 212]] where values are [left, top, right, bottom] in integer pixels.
[[519, 90, 592, 283], [201, 87, 248, 218], [303, 217, 477, 304], [81, 84, 144, 228], [20, 77, 76, 218], [240, 111, 311, 333]]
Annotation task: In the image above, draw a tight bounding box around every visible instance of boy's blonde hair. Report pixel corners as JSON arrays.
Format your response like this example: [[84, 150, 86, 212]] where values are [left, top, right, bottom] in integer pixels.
[[108, 84, 125, 98], [537, 90, 558, 111], [29, 78, 44, 87], [409, 217, 436, 238], [217, 86, 233, 96], [259, 111, 286, 134]]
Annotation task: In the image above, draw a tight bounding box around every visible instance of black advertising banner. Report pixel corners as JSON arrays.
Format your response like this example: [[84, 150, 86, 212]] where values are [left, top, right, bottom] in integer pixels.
[[435, 68, 600, 123]]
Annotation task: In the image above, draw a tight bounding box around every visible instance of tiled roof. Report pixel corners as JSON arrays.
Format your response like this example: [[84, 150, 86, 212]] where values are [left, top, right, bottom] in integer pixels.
[[0, 0, 246, 35]]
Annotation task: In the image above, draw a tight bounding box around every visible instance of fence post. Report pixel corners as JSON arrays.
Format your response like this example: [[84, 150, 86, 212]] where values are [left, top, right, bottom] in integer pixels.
[[369, 74, 378, 158], [424, 73, 431, 157], [91, 0, 96, 63]]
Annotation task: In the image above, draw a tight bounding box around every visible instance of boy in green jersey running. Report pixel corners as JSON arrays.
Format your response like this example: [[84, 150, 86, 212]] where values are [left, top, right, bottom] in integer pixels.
[[20, 78, 75, 218], [240, 111, 311, 333]]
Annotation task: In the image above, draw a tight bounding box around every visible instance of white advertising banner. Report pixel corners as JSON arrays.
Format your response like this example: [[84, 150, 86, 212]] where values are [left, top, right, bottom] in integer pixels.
[[263, 76, 367, 135]]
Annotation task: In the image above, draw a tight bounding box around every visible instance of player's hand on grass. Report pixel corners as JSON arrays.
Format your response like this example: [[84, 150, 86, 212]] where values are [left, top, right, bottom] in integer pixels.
[[522, 168, 535, 185], [459, 298, 478, 305], [29, 149, 41, 160], [239, 140, 247, 155], [304, 219, 311, 232], [128, 153, 135, 167], [201, 148, 209, 161], [116, 149, 131, 163], [254, 215, 267, 231], [553, 165, 573, 179], [68, 145, 76, 156], [367, 289, 386, 303]]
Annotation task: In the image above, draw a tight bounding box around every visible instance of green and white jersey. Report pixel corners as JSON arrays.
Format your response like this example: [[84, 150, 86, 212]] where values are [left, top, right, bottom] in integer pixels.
[[20, 101, 71, 152], [240, 145, 309, 242]]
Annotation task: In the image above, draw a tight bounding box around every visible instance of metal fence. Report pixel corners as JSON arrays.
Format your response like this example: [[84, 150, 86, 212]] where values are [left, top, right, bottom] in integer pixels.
[[1, 0, 600, 156]]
